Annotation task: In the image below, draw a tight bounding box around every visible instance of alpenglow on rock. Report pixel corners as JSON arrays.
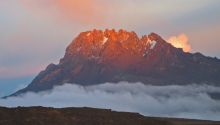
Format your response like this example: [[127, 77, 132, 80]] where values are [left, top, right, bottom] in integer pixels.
[[10, 29, 220, 96]]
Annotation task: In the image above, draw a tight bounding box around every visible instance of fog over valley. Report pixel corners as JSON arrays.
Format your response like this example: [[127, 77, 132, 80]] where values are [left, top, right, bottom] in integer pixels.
[[1, 82, 220, 121]]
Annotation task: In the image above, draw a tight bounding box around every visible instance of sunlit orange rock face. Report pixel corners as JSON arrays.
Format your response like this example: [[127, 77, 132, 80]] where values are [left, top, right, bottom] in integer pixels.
[[11, 29, 220, 96], [63, 29, 172, 70]]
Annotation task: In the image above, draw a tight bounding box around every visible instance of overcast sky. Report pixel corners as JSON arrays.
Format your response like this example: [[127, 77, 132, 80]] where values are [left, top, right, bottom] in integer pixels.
[[0, 0, 220, 95]]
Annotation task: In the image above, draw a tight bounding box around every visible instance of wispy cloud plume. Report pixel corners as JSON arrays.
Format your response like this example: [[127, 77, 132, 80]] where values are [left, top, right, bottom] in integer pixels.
[[168, 34, 192, 52]]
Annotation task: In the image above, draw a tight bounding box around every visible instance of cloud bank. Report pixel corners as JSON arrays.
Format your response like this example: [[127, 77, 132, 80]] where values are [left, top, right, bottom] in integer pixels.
[[1, 82, 220, 121]]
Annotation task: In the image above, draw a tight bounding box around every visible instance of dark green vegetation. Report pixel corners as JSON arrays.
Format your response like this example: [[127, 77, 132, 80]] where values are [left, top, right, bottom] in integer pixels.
[[0, 107, 219, 125]]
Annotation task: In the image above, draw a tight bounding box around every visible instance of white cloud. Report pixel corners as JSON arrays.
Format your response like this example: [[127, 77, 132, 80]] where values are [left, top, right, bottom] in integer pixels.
[[1, 82, 220, 121]]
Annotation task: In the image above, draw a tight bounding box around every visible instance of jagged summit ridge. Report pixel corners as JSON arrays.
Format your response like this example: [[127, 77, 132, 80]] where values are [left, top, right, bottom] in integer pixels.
[[66, 29, 164, 54], [61, 29, 171, 64]]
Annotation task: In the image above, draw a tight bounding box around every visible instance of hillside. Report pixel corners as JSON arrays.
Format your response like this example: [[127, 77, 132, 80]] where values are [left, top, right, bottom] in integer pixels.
[[0, 107, 219, 125]]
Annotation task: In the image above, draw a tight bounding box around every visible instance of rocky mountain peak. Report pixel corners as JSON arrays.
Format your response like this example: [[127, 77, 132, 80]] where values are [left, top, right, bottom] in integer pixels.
[[8, 29, 220, 97]]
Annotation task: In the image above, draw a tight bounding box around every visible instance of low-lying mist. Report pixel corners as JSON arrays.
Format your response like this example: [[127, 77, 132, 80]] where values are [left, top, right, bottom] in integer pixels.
[[1, 82, 220, 121]]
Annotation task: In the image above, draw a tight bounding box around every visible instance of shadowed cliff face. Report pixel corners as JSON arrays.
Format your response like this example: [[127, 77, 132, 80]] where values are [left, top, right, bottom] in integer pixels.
[[10, 29, 220, 96]]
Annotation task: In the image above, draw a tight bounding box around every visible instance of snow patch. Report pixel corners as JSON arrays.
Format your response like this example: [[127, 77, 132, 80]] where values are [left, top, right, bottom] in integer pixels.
[[143, 51, 148, 57], [101, 37, 108, 45], [86, 33, 91, 36], [149, 40, 157, 49]]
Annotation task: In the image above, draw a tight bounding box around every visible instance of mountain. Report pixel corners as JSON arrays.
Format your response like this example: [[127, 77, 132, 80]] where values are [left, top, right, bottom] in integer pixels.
[[9, 29, 220, 96], [0, 106, 219, 125]]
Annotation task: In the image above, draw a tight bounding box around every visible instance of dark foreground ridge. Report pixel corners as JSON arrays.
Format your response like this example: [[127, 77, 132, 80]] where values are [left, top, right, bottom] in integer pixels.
[[0, 106, 219, 125], [8, 29, 220, 97]]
